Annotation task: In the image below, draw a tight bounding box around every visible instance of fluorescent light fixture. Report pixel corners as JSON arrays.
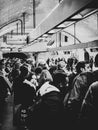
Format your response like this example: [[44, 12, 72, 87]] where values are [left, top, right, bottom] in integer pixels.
[[48, 30, 55, 34], [71, 14, 83, 19], [42, 34, 48, 37], [57, 24, 66, 28], [38, 37, 43, 40]]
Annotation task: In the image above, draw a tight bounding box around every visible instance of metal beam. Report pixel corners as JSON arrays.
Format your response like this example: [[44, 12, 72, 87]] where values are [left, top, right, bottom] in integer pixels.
[[0, 18, 23, 36], [33, 0, 36, 28], [47, 40, 98, 51], [29, 0, 97, 41]]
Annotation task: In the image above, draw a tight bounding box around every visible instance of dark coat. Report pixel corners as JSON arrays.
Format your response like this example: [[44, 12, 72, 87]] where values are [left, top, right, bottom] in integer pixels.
[[0, 72, 11, 101], [69, 72, 93, 104], [80, 81, 98, 128], [92, 69, 98, 82], [64, 72, 93, 120], [13, 76, 35, 106], [32, 82, 64, 130]]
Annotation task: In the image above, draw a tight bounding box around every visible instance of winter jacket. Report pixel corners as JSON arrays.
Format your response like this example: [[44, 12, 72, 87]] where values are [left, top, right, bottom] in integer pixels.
[[33, 82, 64, 129], [80, 81, 98, 128], [0, 71, 11, 101], [13, 76, 35, 105], [65, 72, 93, 117]]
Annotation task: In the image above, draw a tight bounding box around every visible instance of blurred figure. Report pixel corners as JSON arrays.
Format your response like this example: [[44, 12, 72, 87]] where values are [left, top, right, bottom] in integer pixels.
[[63, 61, 93, 125], [34, 66, 42, 89], [13, 65, 36, 127], [37, 59, 49, 70], [68, 61, 93, 104], [32, 69, 64, 130], [11, 62, 21, 83], [80, 81, 98, 129], [53, 61, 68, 101], [92, 53, 98, 81], [0, 59, 11, 125], [36, 59, 51, 89], [13, 65, 35, 106], [49, 65, 57, 78], [80, 54, 98, 128], [85, 61, 92, 72]]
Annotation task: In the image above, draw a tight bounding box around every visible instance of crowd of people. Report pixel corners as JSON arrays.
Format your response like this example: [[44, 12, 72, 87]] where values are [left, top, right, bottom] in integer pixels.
[[0, 54, 98, 129]]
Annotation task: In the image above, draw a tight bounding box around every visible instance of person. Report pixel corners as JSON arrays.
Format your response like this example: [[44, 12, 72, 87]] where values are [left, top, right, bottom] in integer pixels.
[[53, 61, 68, 101], [32, 69, 64, 130], [37, 59, 49, 70], [13, 65, 36, 126], [85, 61, 92, 72], [68, 61, 93, 105], [49, 65, 57, 78], [79, 53, 98, 128], [13, 65, 36, 106], [0, 59, 12, 125], [36, 59, 51, 89], [63, 61, 93, 125], [80, 81, 98, 129], [92, 53, 98, 81]]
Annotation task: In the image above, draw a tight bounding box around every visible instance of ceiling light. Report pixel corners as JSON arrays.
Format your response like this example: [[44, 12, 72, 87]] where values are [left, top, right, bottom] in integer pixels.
[[42, 34, 48, 37]]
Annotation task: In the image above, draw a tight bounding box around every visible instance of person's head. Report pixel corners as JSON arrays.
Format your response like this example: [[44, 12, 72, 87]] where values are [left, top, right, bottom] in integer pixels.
[[76, 61, 85, 74], [23, 63, 32, 72], [85, 61, 92, 72], [94, 53, 98, 67], [58, 61, 66, 70], [20, 65, 29, 79], [35, 66, 42, 80], [38, 70, 53, 87], [14, 62, 21, 70], [49, 65, 57, 76], [37, 59, 49, 69]]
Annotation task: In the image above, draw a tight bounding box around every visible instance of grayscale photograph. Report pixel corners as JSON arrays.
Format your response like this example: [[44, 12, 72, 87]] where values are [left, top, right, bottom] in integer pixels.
[[0, 0, 98, 130]]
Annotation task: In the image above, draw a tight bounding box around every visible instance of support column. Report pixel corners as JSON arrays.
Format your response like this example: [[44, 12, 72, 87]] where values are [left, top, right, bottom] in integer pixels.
[[23, 12, 26, 34], [33, 0, 36, 28], [74, 23, 76, 44], [97, 13, 98, 30], [16, 23, 18, 35], [59, 32, 62, 47]]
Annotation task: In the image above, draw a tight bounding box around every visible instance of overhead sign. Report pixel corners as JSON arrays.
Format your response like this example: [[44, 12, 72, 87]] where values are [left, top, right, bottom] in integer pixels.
[[6, 35, 27, 45], [7, 40, 27, 45]]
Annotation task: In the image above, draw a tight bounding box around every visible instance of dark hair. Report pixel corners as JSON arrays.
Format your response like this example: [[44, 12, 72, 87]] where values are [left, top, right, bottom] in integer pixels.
[[95, 54, 98, 67], [76, 61, 85, 74], [20, 65, 28, 78], [35, 67, 42, 75]]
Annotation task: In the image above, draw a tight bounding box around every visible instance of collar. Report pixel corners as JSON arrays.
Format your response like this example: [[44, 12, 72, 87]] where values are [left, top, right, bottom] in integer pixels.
[[37, 81, 60, 96]]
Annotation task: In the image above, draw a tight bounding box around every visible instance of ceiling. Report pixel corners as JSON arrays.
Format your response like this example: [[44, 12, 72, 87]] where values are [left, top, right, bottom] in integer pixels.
[[0, 0, 98, 53], [0, 0, 59, 52]]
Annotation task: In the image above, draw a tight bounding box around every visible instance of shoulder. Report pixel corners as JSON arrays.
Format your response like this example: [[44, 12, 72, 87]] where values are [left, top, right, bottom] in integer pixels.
[[89, 81, 98, 90]]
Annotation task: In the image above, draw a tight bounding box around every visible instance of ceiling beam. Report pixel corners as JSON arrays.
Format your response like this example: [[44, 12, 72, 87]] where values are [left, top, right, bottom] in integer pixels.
[[29, 0, 97, 42], [47, 40, 98, 51]]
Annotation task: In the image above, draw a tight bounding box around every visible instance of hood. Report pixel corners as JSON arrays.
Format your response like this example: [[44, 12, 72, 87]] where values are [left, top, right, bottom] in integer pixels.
[[37, 81, 60, 96]]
